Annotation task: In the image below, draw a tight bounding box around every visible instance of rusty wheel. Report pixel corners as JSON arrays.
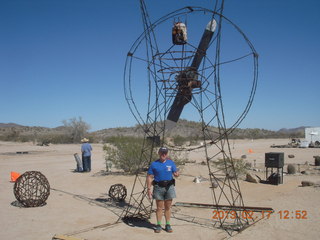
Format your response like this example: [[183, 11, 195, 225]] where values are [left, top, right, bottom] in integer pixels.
[[13, 171, 50, 207]]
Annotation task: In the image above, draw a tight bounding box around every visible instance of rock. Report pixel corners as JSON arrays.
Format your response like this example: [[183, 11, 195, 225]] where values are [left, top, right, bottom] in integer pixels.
[[288, 154, 295, 158], [185, 160, 196, 163], [211, 179, 219, 188], [301, 181, 315, 187], [200, 161, 206, 165], [193, 177, 201, 183], [241, 155, 247, 159], [287, 164, 296, 174], [245, 173, 258, 183]]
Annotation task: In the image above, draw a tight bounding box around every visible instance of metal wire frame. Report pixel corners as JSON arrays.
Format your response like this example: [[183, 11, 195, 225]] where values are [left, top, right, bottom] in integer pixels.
[[13, 171, 50, 207], [121, 2, 258, 235], [124, 6, 258, 138]]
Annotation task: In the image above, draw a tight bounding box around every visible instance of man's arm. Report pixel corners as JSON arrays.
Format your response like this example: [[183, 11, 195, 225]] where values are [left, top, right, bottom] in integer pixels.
[[173, 161, 180, 177], [146, 174, 153, 199]]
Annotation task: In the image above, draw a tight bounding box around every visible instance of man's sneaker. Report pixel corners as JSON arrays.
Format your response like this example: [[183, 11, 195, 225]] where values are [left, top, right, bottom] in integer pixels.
[[154, 224, 162, 233], [165, 224, 173, 233]]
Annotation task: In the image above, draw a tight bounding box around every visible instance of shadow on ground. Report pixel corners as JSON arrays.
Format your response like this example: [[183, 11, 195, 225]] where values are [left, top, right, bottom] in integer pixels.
[[122, 217, 156, 230]]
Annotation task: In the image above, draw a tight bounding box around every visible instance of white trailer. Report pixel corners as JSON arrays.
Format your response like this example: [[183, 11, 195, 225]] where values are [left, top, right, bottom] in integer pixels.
[[305, 127, 320, 147]]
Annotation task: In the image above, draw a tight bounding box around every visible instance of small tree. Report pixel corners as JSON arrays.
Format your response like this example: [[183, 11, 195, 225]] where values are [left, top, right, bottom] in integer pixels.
[[62, 117, 90, 143]]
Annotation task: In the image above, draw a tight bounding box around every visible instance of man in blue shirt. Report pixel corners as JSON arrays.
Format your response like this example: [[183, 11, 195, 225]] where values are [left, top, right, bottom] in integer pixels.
[[147, 147, 179, 233], [81, 138, 92, 172]]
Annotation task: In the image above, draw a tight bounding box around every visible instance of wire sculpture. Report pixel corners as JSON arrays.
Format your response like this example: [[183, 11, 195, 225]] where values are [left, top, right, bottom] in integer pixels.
[[121, 0, 258, 235], [109, 184, 127, 201], [13, 171, 50, 207]]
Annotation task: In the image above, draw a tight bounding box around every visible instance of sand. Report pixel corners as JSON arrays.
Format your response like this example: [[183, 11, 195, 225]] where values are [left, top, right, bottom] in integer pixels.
[[0, 139, 319, 240]]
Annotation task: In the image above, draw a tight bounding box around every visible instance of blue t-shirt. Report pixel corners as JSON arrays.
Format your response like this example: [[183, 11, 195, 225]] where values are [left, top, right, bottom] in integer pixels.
[[81, 143, 92, 157], [147, 159, 177, 182]]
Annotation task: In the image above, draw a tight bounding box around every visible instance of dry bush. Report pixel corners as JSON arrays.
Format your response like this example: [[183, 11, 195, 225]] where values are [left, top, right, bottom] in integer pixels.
[[62, 117, 90, 143], [212, 158, 249, 178]]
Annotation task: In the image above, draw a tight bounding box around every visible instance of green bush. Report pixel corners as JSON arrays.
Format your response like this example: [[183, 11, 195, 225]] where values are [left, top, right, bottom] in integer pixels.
[[172, 135, 187, 146], [103, 136, 187, 174], [103, 136, 150, 174]]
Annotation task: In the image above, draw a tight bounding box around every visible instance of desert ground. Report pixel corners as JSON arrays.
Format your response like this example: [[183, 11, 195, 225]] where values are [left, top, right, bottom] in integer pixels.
[[0, 139, 319, 240]]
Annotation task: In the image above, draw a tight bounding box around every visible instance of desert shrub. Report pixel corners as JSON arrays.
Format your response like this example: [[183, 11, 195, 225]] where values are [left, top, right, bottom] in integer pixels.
[[172, 134, 202, 146], [18, 135, 32, 142], [212, 158, 248, 178], [3, 128, 21, 141], [37, 133, 73, 144], [172, 135, 187, 146], [287, 164, 296, 174], [103, 136, 187, 174], [189, 135, 202, 145], [103, 136, 150, 174], [104, 136, 127, 145]]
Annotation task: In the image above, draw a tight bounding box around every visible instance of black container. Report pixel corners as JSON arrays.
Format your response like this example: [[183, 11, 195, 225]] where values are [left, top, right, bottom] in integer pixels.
[[267, 173, 282, 185], [265, 152, 284, 168], [314, 156, 320, 166]]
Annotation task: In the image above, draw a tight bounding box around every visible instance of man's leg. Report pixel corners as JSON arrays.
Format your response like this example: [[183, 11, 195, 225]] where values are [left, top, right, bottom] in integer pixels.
[[164, 199, 173, 223], [156, 200, 164, 224], [83, 156, 88, 172], [164, 199, 173, 232], [88, 156, 91, 171], [155, 200, 164, 233]]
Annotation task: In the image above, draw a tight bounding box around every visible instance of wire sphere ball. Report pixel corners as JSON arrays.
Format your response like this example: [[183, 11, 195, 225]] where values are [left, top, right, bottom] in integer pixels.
[[13, 171, 50, 207], [109, 184, 127, 201]]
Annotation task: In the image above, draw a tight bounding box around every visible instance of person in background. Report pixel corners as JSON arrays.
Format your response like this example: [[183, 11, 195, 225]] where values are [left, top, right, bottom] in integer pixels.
[[146, 147, 179, 233], [81, 138, 92, 172]]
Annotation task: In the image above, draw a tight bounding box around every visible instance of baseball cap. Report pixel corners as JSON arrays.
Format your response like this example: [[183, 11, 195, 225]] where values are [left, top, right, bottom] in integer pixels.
[[158, 147, 168, 154]]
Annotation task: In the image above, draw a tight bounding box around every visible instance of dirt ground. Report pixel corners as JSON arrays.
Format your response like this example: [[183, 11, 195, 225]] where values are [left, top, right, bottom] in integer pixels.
[[0, 139, 319, 240]]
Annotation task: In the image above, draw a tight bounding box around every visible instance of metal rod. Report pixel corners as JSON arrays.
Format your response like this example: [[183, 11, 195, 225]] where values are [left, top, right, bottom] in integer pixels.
[[174, 202, 274, 212]]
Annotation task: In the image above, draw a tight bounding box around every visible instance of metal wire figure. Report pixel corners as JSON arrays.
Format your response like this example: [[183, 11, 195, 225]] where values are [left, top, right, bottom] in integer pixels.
[[121, 1, 258, 235]]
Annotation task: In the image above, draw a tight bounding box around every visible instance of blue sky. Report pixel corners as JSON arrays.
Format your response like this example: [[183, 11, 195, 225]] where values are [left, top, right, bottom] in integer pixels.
[[1, 0, 319, 131]]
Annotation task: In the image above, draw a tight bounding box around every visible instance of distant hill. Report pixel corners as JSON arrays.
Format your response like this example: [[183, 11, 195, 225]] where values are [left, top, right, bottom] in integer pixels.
[[94, 119, 305, 140], [0, 120, 306, 142], [278, 126, 308, 134], [0, 123, 24, 128], [94, 119, 206, 139]]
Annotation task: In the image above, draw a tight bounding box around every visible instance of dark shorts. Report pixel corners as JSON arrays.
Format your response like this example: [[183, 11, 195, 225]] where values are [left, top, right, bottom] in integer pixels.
[[153, 185, 176, 201]]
